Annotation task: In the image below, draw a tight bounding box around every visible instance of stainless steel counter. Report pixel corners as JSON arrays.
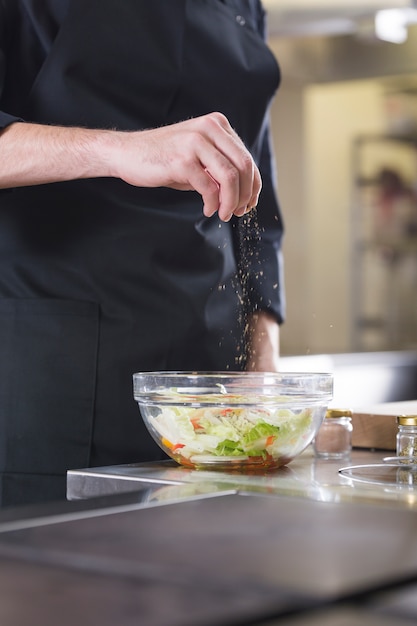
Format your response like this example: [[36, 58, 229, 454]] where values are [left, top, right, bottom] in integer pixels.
[[280, 350, 417, 407], [67, 447, 417, 510]]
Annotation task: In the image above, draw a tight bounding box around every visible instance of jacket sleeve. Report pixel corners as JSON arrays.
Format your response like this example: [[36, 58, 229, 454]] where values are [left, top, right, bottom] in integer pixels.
[[0, 0, 22, 130], [233, 0, 286, 324], [0, 108, 20, 129]]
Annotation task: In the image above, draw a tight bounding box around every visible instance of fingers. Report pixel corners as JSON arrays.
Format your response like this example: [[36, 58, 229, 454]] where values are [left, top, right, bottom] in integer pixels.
[[192, 155, 259, 222], [197, 113, 262, 221], [202, 157, 252, 222]]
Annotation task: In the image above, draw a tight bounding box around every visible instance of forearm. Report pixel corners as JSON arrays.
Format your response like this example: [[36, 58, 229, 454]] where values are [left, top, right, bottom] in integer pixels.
[[0, 122, 115, 188], [245, 310, 280, 372]]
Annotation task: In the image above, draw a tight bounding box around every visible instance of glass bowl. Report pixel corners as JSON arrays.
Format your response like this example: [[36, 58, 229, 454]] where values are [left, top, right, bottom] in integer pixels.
[[133, 371, 333, 471]]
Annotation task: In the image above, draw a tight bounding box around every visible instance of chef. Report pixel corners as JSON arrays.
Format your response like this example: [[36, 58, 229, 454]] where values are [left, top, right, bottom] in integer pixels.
[[0, 0, 285, 505]]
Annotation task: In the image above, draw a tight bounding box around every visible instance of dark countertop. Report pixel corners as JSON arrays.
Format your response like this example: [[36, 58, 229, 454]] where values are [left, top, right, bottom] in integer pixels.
[[0, 449, 415, 624], [0, 489, 417, 625]]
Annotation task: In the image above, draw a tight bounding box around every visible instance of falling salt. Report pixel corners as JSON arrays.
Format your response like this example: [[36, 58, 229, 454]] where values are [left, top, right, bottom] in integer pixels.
[[232, 210, 265, 369]]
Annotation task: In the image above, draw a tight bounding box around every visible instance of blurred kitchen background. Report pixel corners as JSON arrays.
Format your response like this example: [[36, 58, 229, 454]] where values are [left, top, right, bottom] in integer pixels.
[[264, 0, 417, 356]]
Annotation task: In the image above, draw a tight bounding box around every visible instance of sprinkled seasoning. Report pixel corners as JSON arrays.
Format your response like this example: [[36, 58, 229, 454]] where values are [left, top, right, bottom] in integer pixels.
[[233, 210, 264, 369]]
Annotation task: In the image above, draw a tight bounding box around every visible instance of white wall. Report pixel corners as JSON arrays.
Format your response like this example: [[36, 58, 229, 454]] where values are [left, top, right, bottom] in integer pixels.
[[269, 78, 309, 355], [270, 76, 389, 355]]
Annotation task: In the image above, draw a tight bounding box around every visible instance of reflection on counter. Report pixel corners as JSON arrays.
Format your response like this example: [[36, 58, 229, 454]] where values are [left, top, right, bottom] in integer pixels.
[[340, 458, 417, 489], [67, 447, 417, 510]]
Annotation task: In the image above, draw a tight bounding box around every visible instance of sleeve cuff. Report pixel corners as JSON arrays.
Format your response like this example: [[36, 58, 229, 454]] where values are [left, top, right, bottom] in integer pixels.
[[0, 112, 22, 129]]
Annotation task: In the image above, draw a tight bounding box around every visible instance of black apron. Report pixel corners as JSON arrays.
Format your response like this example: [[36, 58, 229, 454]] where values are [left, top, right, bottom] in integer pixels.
[[0, 0, 280, 505]]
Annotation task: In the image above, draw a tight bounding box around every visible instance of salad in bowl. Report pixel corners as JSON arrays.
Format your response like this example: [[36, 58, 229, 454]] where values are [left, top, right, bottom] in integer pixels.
[[133, 371, 333, 471]]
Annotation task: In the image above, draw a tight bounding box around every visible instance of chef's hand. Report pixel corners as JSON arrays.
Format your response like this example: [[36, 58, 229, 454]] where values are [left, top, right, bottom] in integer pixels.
[[113, 112, 261, 221], [0, 113, 261, 222], [245, 311, 280, 372]]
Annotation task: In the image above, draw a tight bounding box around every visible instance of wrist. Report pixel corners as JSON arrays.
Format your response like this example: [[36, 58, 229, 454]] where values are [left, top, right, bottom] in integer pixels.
[[245, 311, 280, 372], [80, 127, 123, 179]]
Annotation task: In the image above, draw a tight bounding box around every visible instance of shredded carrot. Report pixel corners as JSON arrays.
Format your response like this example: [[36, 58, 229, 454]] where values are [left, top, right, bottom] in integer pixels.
[[190, 417, 201, 429], [162, 437, 185, 452]]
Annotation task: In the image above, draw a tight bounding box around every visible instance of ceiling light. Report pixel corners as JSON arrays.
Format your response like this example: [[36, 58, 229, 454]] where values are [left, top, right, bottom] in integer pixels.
[[375, 8, 417, 44]]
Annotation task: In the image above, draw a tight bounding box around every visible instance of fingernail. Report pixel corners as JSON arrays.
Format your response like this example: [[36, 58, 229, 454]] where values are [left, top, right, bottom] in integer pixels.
[[203, 205, 216, 218]]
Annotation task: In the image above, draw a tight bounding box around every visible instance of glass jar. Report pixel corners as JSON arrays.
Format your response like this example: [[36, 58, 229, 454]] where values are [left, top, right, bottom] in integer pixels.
[[396, 415, 417, 462], [313, 408, 353, 459]]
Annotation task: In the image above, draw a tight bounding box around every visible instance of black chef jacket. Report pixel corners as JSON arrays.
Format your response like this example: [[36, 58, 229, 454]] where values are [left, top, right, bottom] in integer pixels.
[[0, 0, 285, 505]]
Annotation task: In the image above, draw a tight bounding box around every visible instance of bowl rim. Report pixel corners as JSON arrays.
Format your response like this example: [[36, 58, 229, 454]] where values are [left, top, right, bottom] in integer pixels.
[[133, 370, 333, 378], [133, 370, 334, 404]]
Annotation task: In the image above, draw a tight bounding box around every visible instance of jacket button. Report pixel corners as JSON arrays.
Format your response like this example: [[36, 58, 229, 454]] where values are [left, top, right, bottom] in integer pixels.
[[236, 15, 246, 26]]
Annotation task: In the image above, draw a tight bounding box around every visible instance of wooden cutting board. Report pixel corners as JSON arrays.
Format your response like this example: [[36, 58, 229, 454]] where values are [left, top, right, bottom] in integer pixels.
[[351, 400, 417, 450]]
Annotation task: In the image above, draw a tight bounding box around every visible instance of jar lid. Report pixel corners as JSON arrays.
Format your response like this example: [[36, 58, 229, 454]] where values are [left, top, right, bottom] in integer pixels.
[[325, 408, 353, 419], [397, 415, 417, 426]]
